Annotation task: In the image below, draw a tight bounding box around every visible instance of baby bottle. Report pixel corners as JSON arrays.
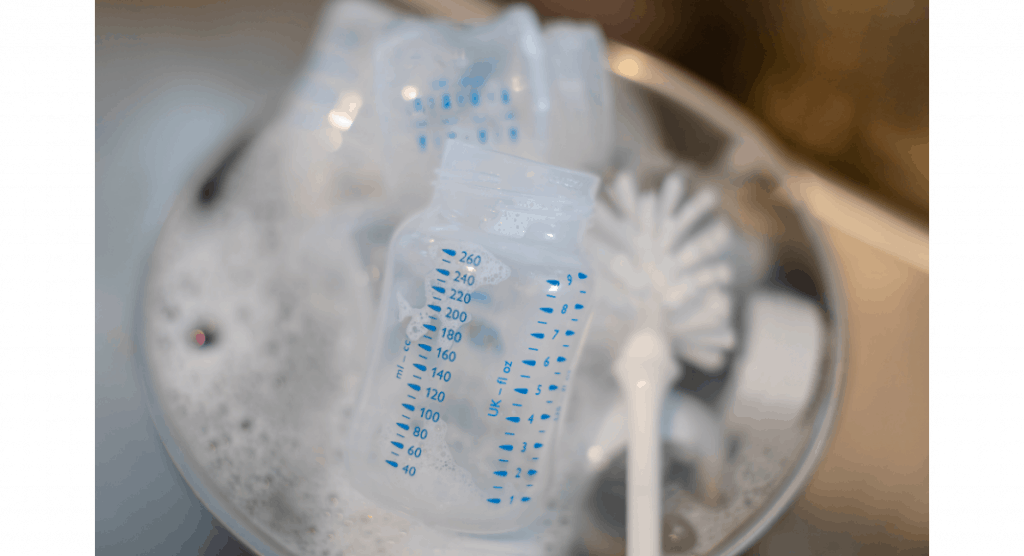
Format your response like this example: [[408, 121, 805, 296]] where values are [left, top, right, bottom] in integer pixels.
[[345, 141, 599, 533], [373, 5, 551, 206]]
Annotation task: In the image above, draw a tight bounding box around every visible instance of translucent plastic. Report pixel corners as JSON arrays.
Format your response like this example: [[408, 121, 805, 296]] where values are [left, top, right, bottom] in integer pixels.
[[543, 21, 615, 174], [373, 6, 551, 205], [275, 0, 400, 205], [345, 141, 599, 533]]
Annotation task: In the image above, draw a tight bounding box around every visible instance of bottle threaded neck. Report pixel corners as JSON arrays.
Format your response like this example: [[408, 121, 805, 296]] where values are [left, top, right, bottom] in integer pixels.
[[432, 141, 599, 217]]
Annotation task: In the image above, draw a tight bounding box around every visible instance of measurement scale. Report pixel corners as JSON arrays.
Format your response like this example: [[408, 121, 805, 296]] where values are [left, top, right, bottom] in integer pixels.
[[382, 243, 591, 507]]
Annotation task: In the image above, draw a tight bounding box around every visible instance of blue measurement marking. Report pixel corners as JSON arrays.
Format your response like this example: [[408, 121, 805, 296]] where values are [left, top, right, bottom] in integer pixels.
[[528, 469, 537, 476], [419, 355, 428, 360], [522, 497, 531, 502], [546, 294, 556, 298], [488, 498, 501, 504], [408, 383, 421, 391], [520, 375, 530, 378], [436, 268, 450, 276], [494, 470, 507, 476], [397, 423, 410, 430], [419, 344, 432, 351], [575, 304, 584, 309], [391, 451, 399, 456], [423, 325, 436, 331], [538, 321, 547, 324], [493, 486, 503, 489], [549, 385, 558, 390], [428, 304, 441, 312], [531, 333, 544, 339], [540, 307, 553, 314], [402, 403, 414, 411], [541, 414, 550, 420], [547, 280, 560, 286], [528, 348, 538, 351], [506, 416, 520, 422], [443, 249, 456, 256], [513, 403, 522, 407], [412, 375, 421, 380], [581, 290, 586, 294], [505, 432, 515, 435], [499, 445, 513, 451], [391, 441, 403, 449], [402, 414, 411, 419], [514, 388, 528, 394], [414, 364, 426, 371], [432, 297, 441, 301], [565, 331, 575, 336], [407, 395, 416, 400], [396, 433, 405, 438], [563, 345, 569, 348], [499, 459, 508, 463], [572, 318, 578, 322], [386, 460, 398, 467], [522, 360, 536, 366], [579, 272, 588, 279], [437, 279, 446, 283], [557, 356, 566, 362]]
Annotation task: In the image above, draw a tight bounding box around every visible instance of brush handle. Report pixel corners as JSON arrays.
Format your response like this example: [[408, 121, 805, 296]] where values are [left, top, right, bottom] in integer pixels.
[[614, 328, 678, 556], [624, 373, 665, 556]]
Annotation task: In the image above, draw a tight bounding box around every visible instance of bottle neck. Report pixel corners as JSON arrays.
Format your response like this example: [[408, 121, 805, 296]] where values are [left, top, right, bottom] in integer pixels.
[[430, 185, 592, 248]]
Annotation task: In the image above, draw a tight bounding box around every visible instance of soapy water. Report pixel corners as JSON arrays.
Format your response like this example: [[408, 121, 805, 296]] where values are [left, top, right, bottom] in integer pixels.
[[143, 154, 821, 554], [143, 156, 603, 554], [140, 98, 828, 556]]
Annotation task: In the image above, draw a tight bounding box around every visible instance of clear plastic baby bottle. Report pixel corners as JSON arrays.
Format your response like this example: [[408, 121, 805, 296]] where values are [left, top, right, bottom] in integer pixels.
[[373, 5, 551, 206], [345, 141, 599, 533]]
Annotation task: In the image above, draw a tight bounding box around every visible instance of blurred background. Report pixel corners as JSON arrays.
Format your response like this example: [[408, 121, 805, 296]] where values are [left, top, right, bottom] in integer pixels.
[[510, 0, 929, 225], [96, 0, 927, 554]]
